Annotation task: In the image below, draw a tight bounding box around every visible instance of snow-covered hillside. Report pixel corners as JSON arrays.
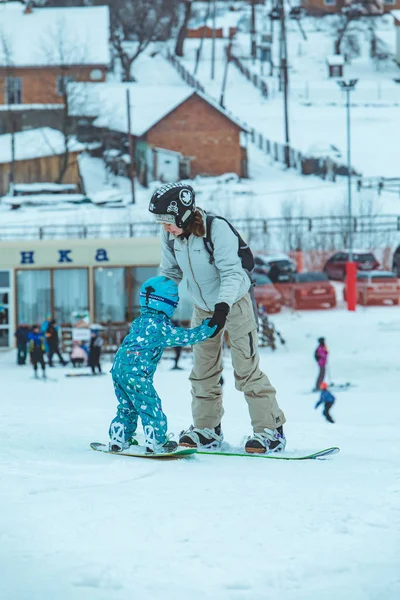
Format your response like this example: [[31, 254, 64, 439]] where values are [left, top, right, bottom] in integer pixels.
[[1, 306, 399, 600]]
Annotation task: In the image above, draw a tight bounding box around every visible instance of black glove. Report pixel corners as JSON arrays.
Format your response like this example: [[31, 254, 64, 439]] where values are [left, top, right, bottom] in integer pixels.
[[208, 303, 230, 338]]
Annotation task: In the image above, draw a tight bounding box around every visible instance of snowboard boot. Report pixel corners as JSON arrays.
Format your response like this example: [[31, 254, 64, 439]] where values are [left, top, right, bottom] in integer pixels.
[[179, 424, 223, 449], [144, 426, 178, 454], [109, 422, 138, 452], [245, 426, 286, 454]]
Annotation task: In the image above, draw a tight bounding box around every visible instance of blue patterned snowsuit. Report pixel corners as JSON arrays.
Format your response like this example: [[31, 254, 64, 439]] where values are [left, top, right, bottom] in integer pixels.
[[109, 307, 214, 445]]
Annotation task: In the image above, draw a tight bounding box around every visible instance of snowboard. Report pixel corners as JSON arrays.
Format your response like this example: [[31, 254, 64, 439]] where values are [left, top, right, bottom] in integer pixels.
[[329, 382, 354, 391], [196, 446, 340, 460], [90, 442, 197, 460], [66, 372, 107, 378]]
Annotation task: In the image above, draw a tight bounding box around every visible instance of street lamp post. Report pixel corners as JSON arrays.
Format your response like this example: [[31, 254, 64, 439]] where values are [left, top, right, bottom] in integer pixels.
[[337, 78, 358, 312]]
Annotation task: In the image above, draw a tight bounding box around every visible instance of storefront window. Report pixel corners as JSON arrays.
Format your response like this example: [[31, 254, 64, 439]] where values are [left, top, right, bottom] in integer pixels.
[[0, 271, 10, 287], [94, 267, 126, 323], [54, 269, 88, 324], [130, 267, 158, 318], [17, 270, 51, 325]]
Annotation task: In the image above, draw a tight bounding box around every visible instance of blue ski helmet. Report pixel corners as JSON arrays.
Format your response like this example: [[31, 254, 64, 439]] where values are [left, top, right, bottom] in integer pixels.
[[139, 276, 179, 317]]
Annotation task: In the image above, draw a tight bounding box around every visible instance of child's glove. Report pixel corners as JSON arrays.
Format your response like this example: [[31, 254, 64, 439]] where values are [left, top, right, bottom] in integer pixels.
[[207, 303, 230, 338]]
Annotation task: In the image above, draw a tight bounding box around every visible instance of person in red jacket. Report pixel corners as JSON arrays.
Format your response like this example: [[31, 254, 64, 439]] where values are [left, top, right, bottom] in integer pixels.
[[314, 337, 328, 392]]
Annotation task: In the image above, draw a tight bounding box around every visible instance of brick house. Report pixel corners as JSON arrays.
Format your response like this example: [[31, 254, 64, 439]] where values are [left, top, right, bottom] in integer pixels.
[[393, 10, 400, 64], [301, 0, 399, 16], [74, 83, 249, 180], [0, 2, 110, 109], [0, 127, 84, 196]]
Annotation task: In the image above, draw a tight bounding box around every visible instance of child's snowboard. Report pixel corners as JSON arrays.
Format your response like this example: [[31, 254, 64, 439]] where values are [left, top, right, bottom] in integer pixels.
[[90, 442, 196, 460]]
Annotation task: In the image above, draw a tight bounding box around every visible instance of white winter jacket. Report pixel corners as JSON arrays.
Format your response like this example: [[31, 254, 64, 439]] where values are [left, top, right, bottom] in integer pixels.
[[159, 210, 251, 312]]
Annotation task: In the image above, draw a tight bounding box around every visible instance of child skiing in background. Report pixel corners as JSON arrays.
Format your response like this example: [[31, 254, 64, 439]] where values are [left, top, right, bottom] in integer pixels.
[[314, 337, 328, 391], [28, 325, 46, 379], [108, 276, 216, 454], [315, 382, 335, 423]]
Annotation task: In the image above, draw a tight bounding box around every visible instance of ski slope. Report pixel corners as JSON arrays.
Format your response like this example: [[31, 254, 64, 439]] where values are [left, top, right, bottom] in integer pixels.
[[1, 305, 399, 600]]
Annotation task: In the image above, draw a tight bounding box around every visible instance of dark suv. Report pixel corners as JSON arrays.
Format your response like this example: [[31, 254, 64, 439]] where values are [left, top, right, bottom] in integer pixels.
[[254, 254, 297, 283], [323, 251, 379, 281]]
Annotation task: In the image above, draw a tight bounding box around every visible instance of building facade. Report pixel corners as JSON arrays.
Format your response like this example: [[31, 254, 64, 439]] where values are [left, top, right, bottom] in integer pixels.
[[301, 0, 400, 15], [0, 237, 162, 349]]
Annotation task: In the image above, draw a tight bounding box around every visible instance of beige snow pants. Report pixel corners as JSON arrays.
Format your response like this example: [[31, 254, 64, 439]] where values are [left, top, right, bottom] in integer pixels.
[[189, 293, 286, 432]]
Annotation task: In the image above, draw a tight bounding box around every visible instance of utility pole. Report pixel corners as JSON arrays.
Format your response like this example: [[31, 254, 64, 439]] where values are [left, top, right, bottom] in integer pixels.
[[126, 89, 135, 204], [250, 0, 257, 63], [211, 0, 217, 80], [194, 0, 211, 75], [337, 79, 358, 312], [220, 34, 234, 108], [279, 0, 290, 168]]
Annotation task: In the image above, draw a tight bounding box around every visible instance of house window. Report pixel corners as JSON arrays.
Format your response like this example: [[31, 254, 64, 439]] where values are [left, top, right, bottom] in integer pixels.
[[5, 77, 22, 104], [383, 0, 396, 4], [56, 75, 74, 96], [323, 0, 336, 5]]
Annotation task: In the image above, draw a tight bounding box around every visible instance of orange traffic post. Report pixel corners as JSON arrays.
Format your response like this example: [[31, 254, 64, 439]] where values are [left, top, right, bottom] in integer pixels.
[[346, 261, 357, 311]]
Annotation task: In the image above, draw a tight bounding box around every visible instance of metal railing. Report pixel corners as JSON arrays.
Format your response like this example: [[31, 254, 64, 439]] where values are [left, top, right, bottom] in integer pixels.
[[1, 215, 400, 243]]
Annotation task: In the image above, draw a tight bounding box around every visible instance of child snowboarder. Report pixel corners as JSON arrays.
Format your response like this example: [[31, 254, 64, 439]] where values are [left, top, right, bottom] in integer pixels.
[[108, 276, 216, 454], [315, 382, 335, 423], [314, 337, 328, 391], [28, 325, 46, 379]]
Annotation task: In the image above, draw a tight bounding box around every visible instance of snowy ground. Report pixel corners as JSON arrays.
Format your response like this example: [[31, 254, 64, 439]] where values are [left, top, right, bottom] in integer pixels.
[[1, 305, 400, 600]]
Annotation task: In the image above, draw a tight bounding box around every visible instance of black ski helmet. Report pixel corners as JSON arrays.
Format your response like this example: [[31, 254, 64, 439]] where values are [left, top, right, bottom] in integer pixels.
[[318, 337, 325, 344], [149, 182, 196, 229]]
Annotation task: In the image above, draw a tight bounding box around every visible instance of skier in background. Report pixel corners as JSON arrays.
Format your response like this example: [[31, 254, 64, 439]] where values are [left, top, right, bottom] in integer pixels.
[[315, 382, 335, 423], [15, 322, 30, 365], [28, 325, 46, 379], [314, 337, 328, 392], [46, 319, 67, 367], [88, 330, 103, 375], [108, 276, 216, 454]]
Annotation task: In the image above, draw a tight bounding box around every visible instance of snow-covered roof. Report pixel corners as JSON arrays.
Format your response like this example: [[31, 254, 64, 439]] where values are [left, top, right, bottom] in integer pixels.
[[327, 55, 345, 66], [70, 83, 248, 136], [392, 10, 400, 25], [0, 2, 110, 68], [0, 127, 85, 164]]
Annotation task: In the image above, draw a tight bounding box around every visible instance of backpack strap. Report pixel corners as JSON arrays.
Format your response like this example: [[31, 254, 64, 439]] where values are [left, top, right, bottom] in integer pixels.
[[203, 214, 215, 264]]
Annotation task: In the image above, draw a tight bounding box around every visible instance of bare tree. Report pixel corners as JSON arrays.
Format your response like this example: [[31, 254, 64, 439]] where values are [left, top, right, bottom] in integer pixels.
[[110, 0, 180, 82], [175, 0, 193, 57], [0, 30, 17, 194], [41, 22, 90, 182]]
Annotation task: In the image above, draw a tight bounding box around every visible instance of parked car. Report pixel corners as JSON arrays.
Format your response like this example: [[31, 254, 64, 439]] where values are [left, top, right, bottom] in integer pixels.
[[343, 271, 400, 306], [279, 272, 336, 310], [392, 244, 400, 277], [254, 253, 297, 283], [323, 250, 379, 281], [253, 270, 283, 313]]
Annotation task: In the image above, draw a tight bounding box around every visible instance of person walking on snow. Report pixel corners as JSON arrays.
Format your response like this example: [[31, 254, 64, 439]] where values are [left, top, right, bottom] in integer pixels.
[[88, 330, 103, 375], [46, 319, 67, 366], [314, 337, 328, 392], [28, 325, 46, 379], [108, 276, 216, 454], [15, 323, 30, 365], [149, 182, 286, 455], [315, 382, 335, 423]]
